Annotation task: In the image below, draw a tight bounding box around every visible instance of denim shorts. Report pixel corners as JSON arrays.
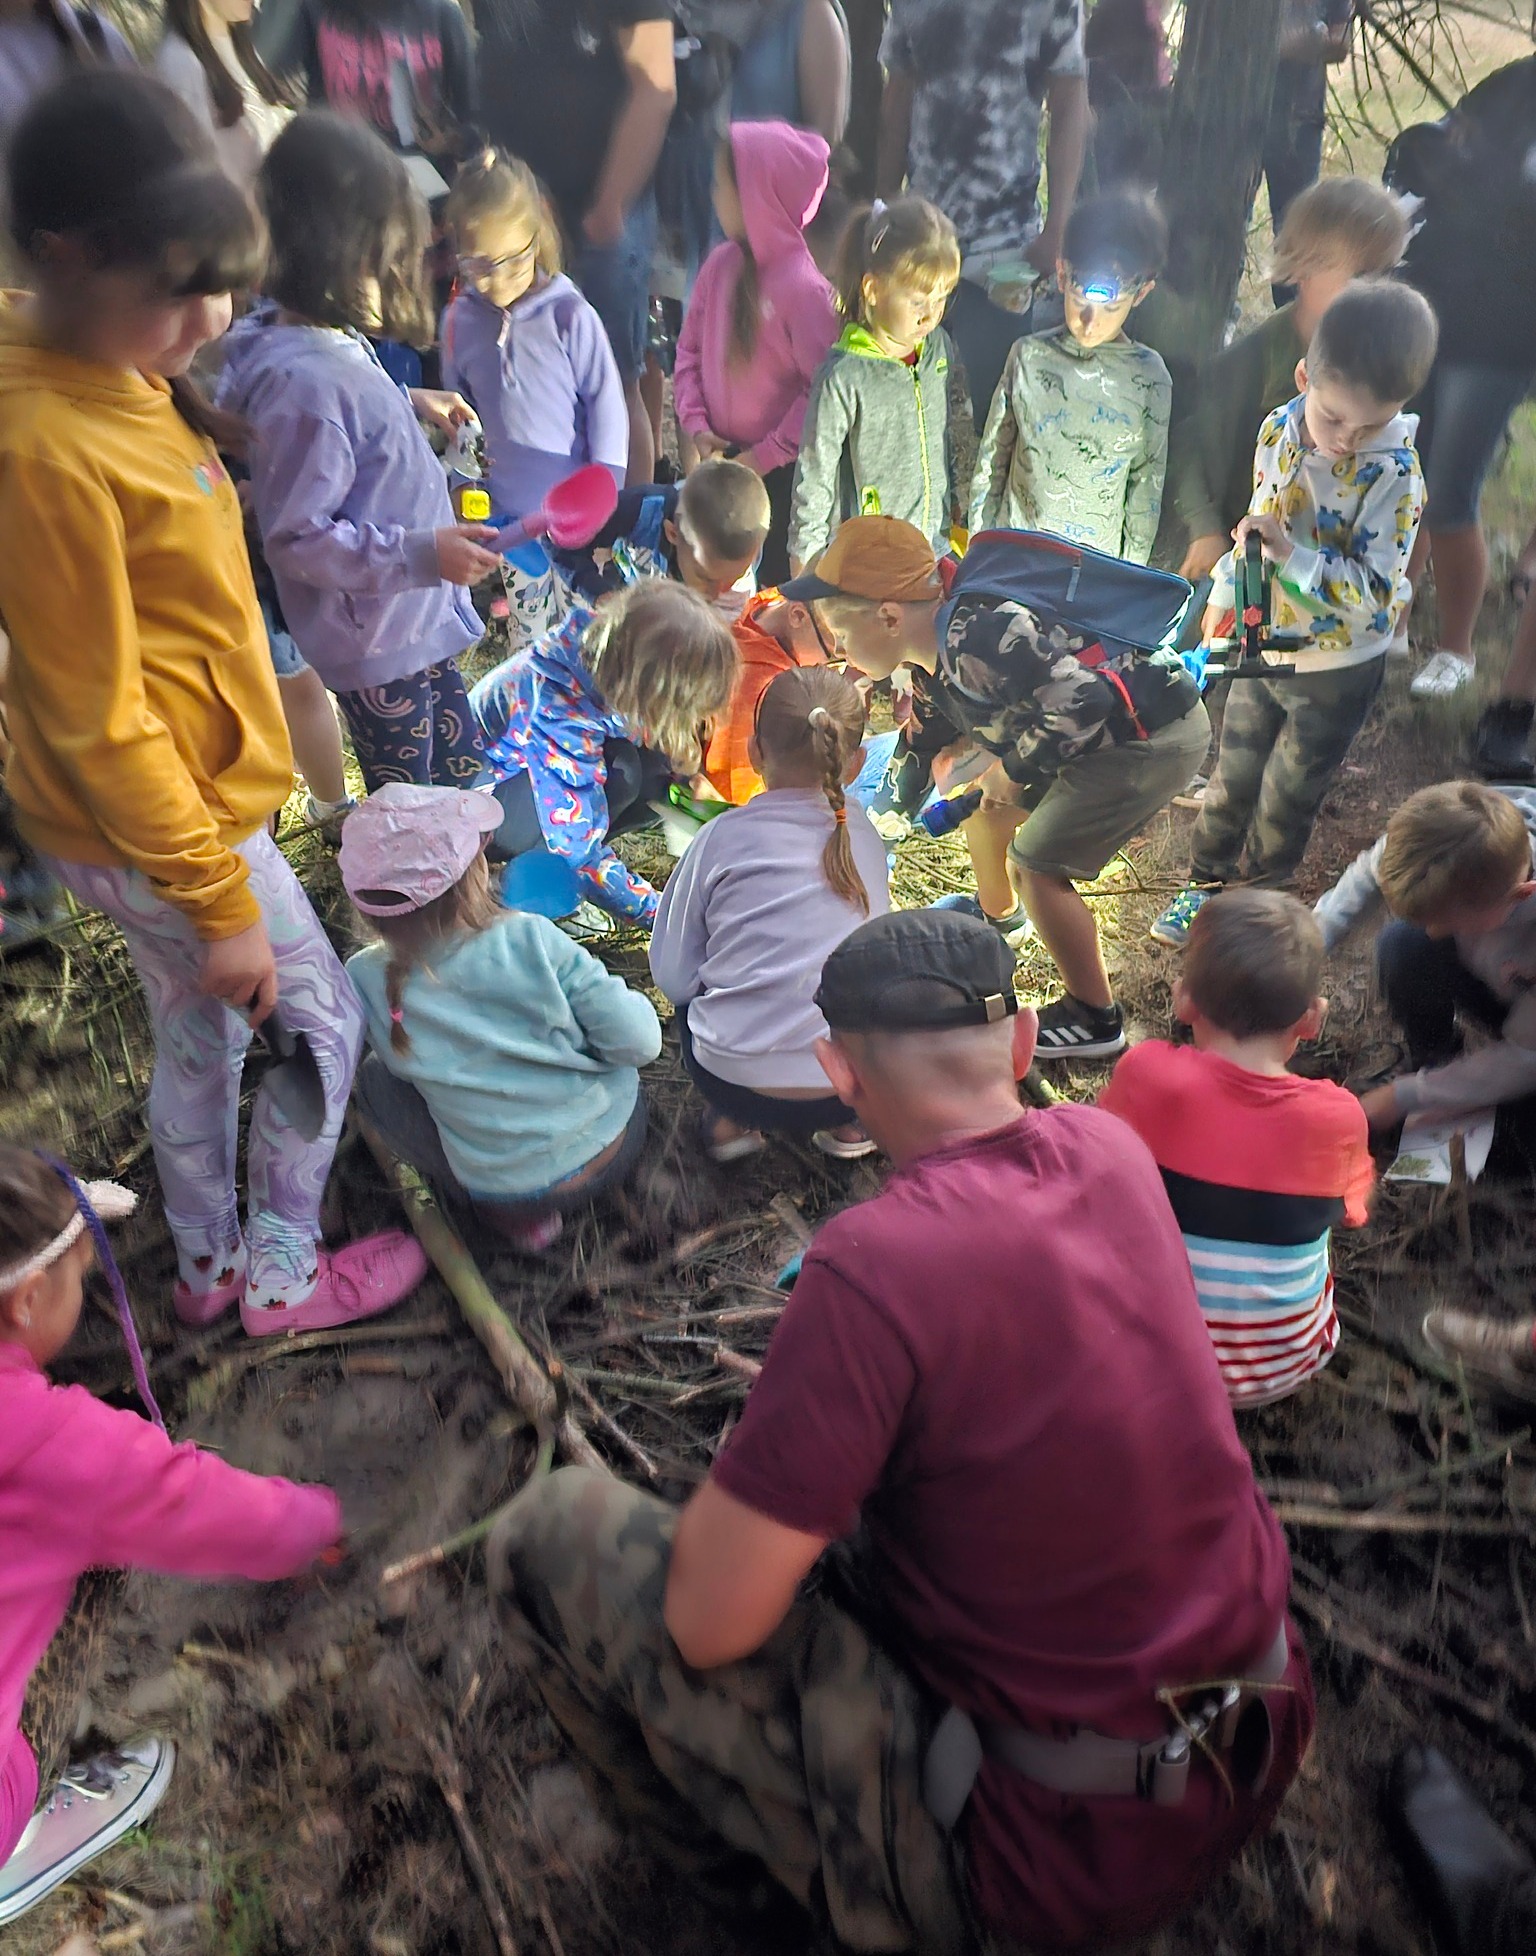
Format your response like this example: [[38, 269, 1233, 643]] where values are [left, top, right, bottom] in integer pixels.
[[1415, 359, 1535, 531], [570, 191, 657, 384], [259, 597, 309, 679]]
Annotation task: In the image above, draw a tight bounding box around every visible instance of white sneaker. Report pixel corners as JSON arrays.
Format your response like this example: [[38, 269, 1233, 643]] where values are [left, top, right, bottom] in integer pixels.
[[0, 1738, 176, 1924], [1410, 650, 1477, 699], [1387, 620, 1412, 661]]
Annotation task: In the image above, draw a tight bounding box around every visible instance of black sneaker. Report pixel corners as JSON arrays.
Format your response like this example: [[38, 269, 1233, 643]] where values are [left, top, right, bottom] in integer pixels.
[[1471, 698, 1536, 782], [1034, 995, 1126, 1060]]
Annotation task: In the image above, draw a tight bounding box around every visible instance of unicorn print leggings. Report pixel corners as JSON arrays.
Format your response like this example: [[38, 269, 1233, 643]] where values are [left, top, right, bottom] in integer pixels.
[[45, 832, 363, 1310]]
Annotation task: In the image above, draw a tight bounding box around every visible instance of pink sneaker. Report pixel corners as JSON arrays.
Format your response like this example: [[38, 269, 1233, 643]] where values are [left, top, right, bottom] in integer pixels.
[[239, 1231, 429, 1338], [173, 1264, 245, 1328]]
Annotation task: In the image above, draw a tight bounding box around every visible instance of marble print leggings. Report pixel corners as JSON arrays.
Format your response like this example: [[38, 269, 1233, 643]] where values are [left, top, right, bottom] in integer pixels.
[[46, 832, 364, 1310], [337, 660, 485, 793]]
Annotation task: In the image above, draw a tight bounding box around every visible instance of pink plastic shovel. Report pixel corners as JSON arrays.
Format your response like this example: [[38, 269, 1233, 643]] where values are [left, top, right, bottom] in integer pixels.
[[496, 464, 619, 552]]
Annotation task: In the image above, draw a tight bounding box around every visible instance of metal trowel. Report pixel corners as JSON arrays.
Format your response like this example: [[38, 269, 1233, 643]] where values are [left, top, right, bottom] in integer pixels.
[[247, 1008, 327, 1142]]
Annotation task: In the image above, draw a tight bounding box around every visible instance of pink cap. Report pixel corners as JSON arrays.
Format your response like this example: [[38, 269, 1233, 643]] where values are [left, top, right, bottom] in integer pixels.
[[338, 782, 502, 916]]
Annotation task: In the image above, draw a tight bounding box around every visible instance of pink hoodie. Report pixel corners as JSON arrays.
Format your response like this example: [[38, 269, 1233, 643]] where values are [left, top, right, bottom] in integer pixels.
[[673, 121, 839, 475], [0, 1344, 340, 1836]]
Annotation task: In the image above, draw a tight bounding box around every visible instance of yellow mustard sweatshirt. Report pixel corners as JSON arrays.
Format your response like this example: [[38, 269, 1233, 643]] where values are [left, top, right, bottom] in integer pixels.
[[0, 300, 292, 940]]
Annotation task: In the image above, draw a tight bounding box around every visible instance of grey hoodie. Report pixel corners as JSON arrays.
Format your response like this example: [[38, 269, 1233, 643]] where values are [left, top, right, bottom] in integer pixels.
[[789, 321, 959, 564], [1314, 785, 1536, 1120], [217, 306, 479, 695]]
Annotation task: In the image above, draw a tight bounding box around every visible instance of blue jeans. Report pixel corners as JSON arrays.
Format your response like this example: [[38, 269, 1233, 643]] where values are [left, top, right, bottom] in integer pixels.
[[848, 730, 900, 811], [571, 193, 657, 384], [1415, 359, 1536, 532]]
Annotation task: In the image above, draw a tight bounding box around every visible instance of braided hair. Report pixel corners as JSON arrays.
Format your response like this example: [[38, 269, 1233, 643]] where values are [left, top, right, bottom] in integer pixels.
[[753, 665, 870, 914]]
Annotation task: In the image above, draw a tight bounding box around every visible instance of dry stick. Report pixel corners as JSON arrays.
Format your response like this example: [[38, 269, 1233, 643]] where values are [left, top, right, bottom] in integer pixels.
[[361, 1124, 600, 1470], [422, 1722, 519, 1956], [562, 1367, 661, 1483], [380, 1435, 557, 1586], [1272, 1503, 1533, 1538]]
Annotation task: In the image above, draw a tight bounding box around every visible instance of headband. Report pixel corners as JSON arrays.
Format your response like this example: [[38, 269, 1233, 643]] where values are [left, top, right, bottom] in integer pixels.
[[2, 1163, 163, 1429]]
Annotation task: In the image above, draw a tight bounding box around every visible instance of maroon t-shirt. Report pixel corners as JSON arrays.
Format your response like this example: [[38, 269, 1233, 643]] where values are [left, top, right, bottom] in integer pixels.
[[714, 1105, 1305, 1948]]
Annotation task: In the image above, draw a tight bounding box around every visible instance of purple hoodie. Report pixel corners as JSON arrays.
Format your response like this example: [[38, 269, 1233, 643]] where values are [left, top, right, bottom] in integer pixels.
[[673, 120, 838, 474], [441, 274, 628, 526], [217, 307, 479, 694]]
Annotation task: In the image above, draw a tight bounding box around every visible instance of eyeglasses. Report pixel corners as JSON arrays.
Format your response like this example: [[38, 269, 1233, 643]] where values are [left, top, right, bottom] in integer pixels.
[[457, 236, 539, 280]]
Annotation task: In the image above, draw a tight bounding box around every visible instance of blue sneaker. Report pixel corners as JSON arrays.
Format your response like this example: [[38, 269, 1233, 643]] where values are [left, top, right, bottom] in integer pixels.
[[931, 891, 1035, 951], [1149, 884, 1217, 948]]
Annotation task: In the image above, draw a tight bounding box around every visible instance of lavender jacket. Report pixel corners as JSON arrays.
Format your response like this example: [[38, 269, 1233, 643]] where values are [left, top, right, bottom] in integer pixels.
[[217, 307, 479, 693], [441, 275, 628, 525]]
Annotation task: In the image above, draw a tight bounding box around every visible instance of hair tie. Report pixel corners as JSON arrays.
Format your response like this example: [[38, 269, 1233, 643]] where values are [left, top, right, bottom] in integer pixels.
[[389, 1006, 405, 1025], [834, 806, 847, 824], [808, 705, 833, 728]]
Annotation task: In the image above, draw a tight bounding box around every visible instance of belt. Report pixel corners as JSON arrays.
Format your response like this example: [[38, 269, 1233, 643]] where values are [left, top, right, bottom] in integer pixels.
[[923, 1621, 1291, 1830]]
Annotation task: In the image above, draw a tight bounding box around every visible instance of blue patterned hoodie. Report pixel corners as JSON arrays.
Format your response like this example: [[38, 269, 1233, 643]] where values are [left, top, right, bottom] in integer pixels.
[[1211, 394, 1424, 674], [474, 604, 661, 923]]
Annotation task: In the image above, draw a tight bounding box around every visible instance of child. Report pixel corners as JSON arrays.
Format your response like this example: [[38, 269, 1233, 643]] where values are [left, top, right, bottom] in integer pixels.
[[474, 582, 740, 926], [563, 458, 770, 620], [788, 196, 961, 570], [1101, 890, 1372, 1408], [1151, 280, 1438, 949], [0, 73, 424, 1335], [0, 1153, 342, 1922], [704, 585, 832, 805], [673, 121, 839, 587], [341, 784, 661, 1251], [153, 0, 292, 187], [1169, 177, 1409, 581], [441, 147, 628, 532], [219, 112, 504, 793], [970, 190, 1171, 563], [650, 666, 887, 1159]]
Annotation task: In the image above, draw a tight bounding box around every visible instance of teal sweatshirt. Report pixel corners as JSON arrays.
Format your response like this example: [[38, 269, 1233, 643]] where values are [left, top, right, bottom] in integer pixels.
[[789, 322, 958, 564], [347, 913, 662, 1198]]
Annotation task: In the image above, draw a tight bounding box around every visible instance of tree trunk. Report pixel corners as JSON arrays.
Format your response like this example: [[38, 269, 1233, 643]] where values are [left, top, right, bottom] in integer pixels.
[[1156, 0, 1283, 358]]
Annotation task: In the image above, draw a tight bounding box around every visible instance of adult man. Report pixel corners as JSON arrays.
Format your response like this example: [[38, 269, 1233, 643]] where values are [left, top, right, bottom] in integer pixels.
[[491, 908, 1313, 1951], [476, 0, 677, 482], [875, 0, 1090, 427], [782, 516, 1210, 1059]]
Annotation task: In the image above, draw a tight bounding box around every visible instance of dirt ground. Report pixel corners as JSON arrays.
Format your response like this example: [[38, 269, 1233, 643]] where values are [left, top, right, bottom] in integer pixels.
[[7, 573, 1536, 1956]]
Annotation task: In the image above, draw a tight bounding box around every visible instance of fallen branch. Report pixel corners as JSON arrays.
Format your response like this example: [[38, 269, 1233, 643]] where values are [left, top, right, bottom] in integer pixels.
[[1272, 1503, 1532, 1538], [361, 1124, 600, 1470], [381, 1436, 556, 1586], [184, 1315, 454, 1416], [422, 1722, 519, 1956]]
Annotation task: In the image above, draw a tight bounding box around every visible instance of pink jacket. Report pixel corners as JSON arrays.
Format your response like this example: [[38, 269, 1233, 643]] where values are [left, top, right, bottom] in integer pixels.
[[673, 120, 839, 475], [0, 1345, 341, 1765]]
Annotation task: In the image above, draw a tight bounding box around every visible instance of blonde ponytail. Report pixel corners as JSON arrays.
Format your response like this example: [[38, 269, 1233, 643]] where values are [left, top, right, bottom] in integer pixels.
[[754, 667, 870, 915]]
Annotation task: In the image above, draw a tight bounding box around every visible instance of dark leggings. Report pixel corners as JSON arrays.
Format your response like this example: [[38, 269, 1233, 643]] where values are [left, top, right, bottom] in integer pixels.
[[338, 660, 485, 793], [1376, 921, 1508, 1070], [759, 464, 794, 590], [677, 1003, 853, 1137]]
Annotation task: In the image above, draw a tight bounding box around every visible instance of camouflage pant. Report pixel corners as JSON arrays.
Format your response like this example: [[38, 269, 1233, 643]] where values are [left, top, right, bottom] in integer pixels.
[[1190, 658, 1384, 887], [488, 1468, 977, 1956]]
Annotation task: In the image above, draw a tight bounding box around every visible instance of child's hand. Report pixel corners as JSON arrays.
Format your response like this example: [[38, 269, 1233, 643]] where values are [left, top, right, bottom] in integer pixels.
[[1234, 513, 1294, 565], [975, 759, 1024, 811], [201, 920, 278, 1024], [690, 434, 732, 467], [1180, 534, 1228, 581], [436, 524, 505, 584], [1200, 603, 1222, 643], [410, 389, 478, 437], [1357, 1081, 1402, 1132]]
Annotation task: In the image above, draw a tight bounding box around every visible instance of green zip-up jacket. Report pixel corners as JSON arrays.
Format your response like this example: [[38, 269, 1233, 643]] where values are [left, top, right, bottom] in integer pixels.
[[1167, 304, 1307, 549], [969, 327, 1172, 563], [788, 322, 957, 566]]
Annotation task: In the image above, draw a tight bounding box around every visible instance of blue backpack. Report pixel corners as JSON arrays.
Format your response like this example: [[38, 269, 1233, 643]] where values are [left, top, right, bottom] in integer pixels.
[[937, 528, 1202, 740]]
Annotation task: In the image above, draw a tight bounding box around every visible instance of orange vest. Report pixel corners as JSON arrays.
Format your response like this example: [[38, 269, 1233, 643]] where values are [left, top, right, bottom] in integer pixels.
[[703, 592, 828, 804]]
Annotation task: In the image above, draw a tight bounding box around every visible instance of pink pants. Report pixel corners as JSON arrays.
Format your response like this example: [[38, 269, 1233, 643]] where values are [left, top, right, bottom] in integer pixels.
[[0, 1728, 39, 1867]]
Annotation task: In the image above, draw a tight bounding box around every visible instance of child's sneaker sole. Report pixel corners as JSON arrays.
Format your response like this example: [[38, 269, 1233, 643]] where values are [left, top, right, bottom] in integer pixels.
[[0, 1738, 176, 1925]]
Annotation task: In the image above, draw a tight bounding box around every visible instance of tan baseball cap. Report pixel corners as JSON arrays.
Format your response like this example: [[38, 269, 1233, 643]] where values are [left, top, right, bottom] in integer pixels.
[[780, 516, 943, 605]]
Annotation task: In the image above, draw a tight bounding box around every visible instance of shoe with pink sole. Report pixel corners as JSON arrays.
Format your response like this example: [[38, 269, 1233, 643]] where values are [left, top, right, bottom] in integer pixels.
[[172, 1265, 245, 1328], [239, 1230, 429, 1338]]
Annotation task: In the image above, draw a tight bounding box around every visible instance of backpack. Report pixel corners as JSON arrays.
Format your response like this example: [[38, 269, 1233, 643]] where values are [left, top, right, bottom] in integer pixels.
[[936, 529, 1201, 745]]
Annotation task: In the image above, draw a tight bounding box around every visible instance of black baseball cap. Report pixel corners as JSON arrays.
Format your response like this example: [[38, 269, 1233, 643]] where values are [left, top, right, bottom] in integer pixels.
[[815, 910, 1020, 1033]]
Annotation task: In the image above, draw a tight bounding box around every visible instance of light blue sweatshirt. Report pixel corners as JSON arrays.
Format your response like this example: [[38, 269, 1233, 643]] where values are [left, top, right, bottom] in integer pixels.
[[347, 912, 662, 1197]]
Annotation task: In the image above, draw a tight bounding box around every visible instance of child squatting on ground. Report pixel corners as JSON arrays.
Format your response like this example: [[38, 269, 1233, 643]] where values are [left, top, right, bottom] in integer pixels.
[[0, 1151, 344, 1924], [788, 195, 962, 570], [472, 581, 741, 927], [649, 665, 890, 1162], [566, 459, 770, 620], [219, 112, 503, 794], [0, 72, 425, 1337], [1153, 279, 1439, 949], [342, 784, 662, 1253], [970, 188, 1172, 564], [1101, 889, 1373, 1407]]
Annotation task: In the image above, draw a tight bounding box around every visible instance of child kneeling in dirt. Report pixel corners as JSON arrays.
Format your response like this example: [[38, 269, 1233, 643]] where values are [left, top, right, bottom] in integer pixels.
[[341, 784, 662, 1253], [649, 667, 889, 1163], [1101, 889, 1373, 1407], [0, 1151, 342, 1926]]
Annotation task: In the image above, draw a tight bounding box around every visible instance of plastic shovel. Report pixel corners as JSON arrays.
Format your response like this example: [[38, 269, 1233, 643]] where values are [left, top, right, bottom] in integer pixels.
[[247, 1008, 327, 1142], [495, 464, 619, 553]]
